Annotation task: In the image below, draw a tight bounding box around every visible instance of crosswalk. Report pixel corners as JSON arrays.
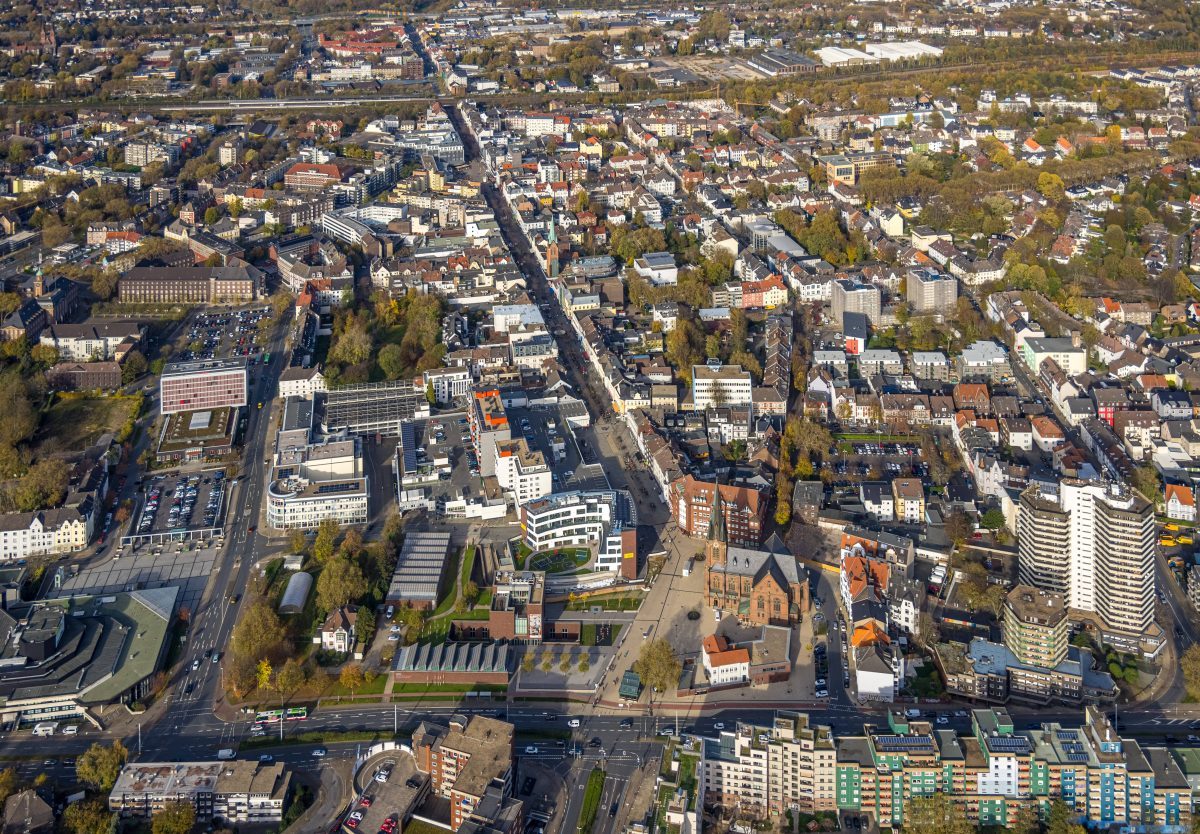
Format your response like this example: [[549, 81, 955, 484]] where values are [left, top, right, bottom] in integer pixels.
[[1146, 717, 1200, 727]]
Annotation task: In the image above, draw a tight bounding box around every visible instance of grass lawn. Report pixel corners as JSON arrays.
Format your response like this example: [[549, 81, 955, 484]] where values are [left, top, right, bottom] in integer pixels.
[[581, 623, 622, 646], [430, 549, 465, 619], [404, 820, 452, 834], [460, 544, 477, 588], [578, 767, 606, 834], [530, 548, 590, 574], [566, 593, 642, 612], [420, 617, 451, 643], [678, 753, 698, 801], [323, 672, 390, 697], [391, 682, 507, 694], [36, 395, 140, 457]]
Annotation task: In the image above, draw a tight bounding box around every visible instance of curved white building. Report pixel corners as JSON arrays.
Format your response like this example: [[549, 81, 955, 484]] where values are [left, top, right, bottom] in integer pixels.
[[520, 490, 638, 578]]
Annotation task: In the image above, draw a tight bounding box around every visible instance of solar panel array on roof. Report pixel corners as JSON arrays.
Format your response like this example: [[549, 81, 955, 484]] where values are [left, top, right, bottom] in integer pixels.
[[874, 735, 935, 753], [399, 421, 418, 475], [315, 482, 358, 495], [987, 736, 1032, 754]]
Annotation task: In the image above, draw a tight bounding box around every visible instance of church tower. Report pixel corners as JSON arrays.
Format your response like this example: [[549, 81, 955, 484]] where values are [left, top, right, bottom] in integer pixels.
[[546, 218, 560, 280], [705, 483, 728, 568]]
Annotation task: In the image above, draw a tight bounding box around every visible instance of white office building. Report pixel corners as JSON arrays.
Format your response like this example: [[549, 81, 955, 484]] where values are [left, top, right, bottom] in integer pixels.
[[423, 367, 472, 404], [495, 438, 553, 507], [691, 364, 753, 410], [266, 398, 369, 530], [520, 490, 637, 574]]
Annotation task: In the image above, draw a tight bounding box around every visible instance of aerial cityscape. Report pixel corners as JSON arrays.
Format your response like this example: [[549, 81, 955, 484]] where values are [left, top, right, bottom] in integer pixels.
[[2, 0, 1200, 833]]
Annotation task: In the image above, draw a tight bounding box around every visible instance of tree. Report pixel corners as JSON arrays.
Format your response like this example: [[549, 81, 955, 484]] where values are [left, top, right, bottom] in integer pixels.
[[312, 518, 339, 565], [632, 638, 681, 702], [378, 343, 405, 379], [316, 556, 367, 613], [0, 378, 37, 448], [289, 528, 308, 556], [1183, 645, 1200, 701], [1130, 465, 1160, 503], [121, 350, 148, 384], [203, 206, 221, 225], [76, 740, 128, 792], [463, 580, 480, 607], [944, 510, 974, 547], [230, 600, 286, 663], [275, 657, 306, 697], [256, 658, 273, 692], [152, 800, 196, 834], [62, 799, 117, 834], [0, 768, 16, 807], [5, 458, 69, 513], [30, 343, 58, 367], [903, 792, 973, 834], [980, 508, 1006, 531], [339, 662, 365, 695]]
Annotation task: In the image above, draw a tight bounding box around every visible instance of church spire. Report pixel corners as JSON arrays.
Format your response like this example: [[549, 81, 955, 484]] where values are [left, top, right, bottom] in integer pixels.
[[546, 215, 560, 280], [708, 482, 726, 544]]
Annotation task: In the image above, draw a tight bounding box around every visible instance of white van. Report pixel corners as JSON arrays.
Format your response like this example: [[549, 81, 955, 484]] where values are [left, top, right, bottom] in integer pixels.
[[217, 749, 236, 760], [32, 722, 57, 736], [62, 725, 78, 735]]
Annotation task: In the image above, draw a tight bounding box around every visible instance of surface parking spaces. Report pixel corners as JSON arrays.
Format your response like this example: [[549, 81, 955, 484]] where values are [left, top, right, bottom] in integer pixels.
[[58, 543, 218, 613], [178, 307, 271, 363], [135, 471, 229, 537]]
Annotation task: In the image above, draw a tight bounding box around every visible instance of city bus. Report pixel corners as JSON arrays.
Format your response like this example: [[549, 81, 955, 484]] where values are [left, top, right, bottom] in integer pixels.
[[255, 709, 284, 724], [285, 707, 308, 721]]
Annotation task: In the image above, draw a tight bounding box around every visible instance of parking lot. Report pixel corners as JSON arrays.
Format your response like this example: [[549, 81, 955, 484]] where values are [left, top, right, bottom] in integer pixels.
[[57, 541, 219, 613], [177, 307, 271, 364], [134, 471, 229, 536], [827, 441, 930, 481], [420, 406, 587, 515], [343, 753, 427, 834]]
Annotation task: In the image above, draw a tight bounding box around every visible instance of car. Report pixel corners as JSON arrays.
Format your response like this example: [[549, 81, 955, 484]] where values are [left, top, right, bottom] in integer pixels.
[[619, 718, 633, 729], [610, 804, 619, 818], [259, 754, 274, 763], [380, 818, 399, 834], [953, 710, 968, 718], [360, 797, 373, 808], [815, 689, 828, 698], [205, 648, 213, 659], [713, 722, 725, 730], [687, 610, 700, 620], [184, 683, 195, 695], [936, 716, 949, 725], [350, 811, 365, 822], [191, 659, 200, 671], [568, 719, 581, 728], [388, 633, 400, 641], [1167, 735, 1180, 744], [815, 678, 826, 687], [1188, 735, 1200, 743], [524, 746, 539, 755], [588, 737, 602, 747], [406, 777, 422, 789], [312, 748, 327, 757]]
